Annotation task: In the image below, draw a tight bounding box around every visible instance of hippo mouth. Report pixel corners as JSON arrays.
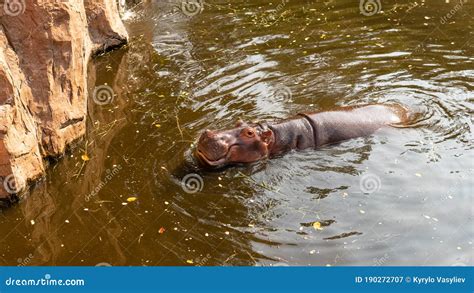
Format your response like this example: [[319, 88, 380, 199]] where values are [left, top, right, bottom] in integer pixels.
[[196, 145, 236, 167]]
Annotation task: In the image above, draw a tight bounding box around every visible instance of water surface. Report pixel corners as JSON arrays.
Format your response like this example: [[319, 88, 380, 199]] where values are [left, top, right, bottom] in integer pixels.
[[1, 0, 473, 266]]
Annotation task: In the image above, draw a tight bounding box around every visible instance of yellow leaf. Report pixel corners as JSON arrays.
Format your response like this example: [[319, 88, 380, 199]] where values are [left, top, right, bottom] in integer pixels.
[[127, 197, 137, 202], [81, 154, 90, 161], [313, 221, 323, 230], [155, 124, 161, 128], [186, 260, 194, 264]]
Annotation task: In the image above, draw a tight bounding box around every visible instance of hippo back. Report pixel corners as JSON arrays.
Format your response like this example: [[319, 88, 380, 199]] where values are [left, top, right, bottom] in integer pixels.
[[301, 104, 408, 147]]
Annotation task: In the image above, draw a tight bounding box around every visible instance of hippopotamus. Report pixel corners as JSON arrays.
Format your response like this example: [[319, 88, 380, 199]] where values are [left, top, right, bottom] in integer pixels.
[[195, 104, 409, 168]]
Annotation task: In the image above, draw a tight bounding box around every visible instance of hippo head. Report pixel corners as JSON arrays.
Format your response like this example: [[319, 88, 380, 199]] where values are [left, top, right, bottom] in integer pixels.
[[196, 120, 274, 168]]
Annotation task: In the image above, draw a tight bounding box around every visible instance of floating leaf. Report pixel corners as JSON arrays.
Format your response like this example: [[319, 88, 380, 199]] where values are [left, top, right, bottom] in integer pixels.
[[81, 154, 90, 161], [127, 197, 137, 202], [313, 221, 323, 230], [186, 260, 194, 264], [154, 124, 161, 128], [158, 227, 166, 234]]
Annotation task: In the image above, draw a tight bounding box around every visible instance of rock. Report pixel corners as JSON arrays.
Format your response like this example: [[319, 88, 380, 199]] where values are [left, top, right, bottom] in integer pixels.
[[85, 0, 129, 54], [0, 29, 44, 198], [0, 0, 128, 201]]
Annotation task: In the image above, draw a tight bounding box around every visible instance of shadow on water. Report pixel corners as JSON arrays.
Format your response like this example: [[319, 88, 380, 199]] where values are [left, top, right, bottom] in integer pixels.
[[0, 0, 472, 266]]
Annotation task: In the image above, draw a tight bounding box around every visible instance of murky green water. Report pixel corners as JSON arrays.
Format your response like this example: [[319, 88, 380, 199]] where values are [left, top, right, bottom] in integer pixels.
[[1, 0, 473, 266]]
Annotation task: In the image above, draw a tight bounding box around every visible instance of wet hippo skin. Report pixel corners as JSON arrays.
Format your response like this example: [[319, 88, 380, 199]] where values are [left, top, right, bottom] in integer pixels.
[[196, 104, 409, 168]]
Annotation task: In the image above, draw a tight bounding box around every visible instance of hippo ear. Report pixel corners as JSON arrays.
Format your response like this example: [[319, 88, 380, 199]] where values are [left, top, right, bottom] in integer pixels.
[[235, 119, 247, 127], [260, 129, 273, 144]]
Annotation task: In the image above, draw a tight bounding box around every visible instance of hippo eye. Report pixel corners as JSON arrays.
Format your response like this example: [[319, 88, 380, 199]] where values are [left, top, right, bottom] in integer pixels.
[[244, 129, 255, 138]]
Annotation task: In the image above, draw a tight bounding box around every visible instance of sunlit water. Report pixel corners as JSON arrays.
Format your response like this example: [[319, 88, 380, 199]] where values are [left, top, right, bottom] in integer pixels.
[[1, 0, 472, 266]]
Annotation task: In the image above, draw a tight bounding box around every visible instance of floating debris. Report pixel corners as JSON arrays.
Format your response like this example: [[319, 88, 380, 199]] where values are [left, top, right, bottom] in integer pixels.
[[81, 154, 90, 161], [324, 231, 363, 240], [301, 220, 335, 228], [158, 227, 166, 234], [312, 221, 323, 231], [127, 197, 137, 202]]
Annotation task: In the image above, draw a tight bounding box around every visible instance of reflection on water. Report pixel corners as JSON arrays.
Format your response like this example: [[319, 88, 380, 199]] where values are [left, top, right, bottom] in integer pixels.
[[0, 0, 472, 266]]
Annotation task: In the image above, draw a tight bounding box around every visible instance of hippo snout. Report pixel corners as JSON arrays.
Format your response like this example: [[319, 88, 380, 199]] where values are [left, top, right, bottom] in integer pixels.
[[197, 129, 234, 162]]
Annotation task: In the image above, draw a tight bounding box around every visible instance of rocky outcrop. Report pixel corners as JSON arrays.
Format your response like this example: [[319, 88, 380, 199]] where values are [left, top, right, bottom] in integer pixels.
[[0, 0, 128, 201]]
